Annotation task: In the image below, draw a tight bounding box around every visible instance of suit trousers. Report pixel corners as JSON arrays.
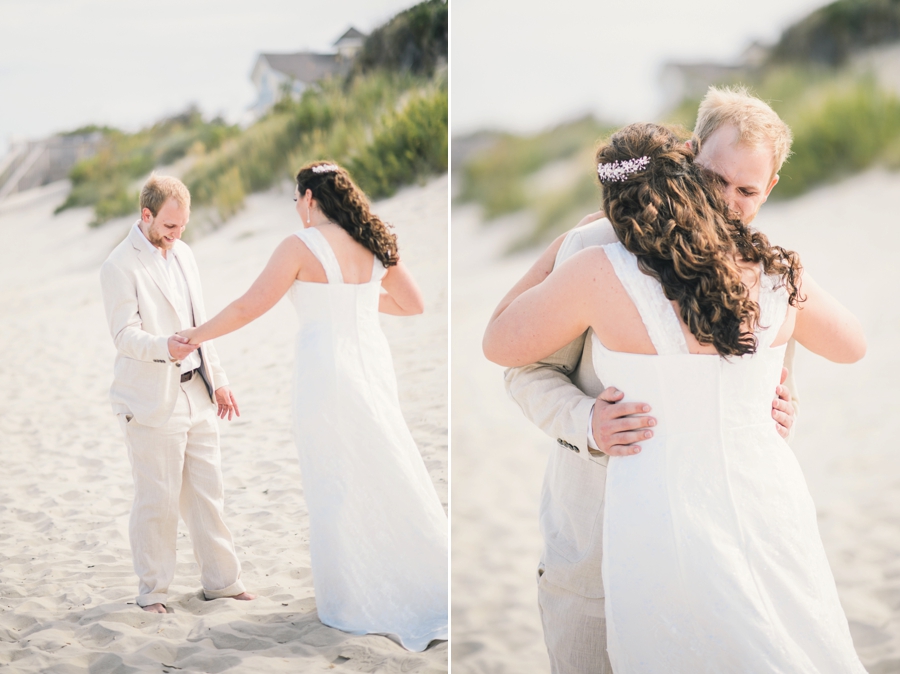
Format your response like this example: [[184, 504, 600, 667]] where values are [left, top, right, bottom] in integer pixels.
[[119, 373, 245, 607], [538, 565, 613, 674]]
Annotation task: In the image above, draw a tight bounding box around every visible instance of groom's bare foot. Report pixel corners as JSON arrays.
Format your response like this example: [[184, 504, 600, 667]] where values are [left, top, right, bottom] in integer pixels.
[[228, 591, 256, 601], [141, 603, 167, 613]]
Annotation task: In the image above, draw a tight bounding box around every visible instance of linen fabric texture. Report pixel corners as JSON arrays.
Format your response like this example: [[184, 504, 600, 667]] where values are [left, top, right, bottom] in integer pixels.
[[100, 224, 228, 427], [100, 223, 243, 607], [119, 374, 244, 606]]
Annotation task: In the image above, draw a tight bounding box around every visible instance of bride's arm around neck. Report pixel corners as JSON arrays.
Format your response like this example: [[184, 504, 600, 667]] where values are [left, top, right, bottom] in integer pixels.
[[790, 270, 866, 364], [483, 246, 606, 368]]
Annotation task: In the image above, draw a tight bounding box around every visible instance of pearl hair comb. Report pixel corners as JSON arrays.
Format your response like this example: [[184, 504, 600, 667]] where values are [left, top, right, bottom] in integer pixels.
[[311, 164, 340, 174], [597, 156, 650, 183]]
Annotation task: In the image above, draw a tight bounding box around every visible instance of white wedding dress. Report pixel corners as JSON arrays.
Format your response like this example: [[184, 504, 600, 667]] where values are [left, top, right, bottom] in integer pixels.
[[287, 227, 448, 652], [596, 243, 866, 673]]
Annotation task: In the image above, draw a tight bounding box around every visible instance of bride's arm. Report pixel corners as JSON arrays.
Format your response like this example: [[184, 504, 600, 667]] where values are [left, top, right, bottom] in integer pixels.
[[791, 271, 866, 363], [184, 236, 304, 344], [488, 232, 567, 325], [379, 260, 425, 316], [484, 247, 605, 367]]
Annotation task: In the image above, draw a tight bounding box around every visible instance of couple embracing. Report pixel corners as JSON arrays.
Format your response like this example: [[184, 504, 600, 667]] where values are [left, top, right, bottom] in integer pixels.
[[100, 164, 447, 652], [484, 87, 868, 672]]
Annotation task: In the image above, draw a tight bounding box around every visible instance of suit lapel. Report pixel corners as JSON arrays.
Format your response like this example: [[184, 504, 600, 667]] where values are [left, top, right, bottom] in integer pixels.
[[130, 225, 179, 314]]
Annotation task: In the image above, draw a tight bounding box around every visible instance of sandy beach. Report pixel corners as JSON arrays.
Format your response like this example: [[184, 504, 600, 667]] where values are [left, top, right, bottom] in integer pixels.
[[0, 175, 448, 673], [451, 169, 900, 673]]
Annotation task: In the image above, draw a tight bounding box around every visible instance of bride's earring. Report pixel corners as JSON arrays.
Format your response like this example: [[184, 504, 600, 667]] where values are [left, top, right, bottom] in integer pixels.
[[306, 202, 311, 225]]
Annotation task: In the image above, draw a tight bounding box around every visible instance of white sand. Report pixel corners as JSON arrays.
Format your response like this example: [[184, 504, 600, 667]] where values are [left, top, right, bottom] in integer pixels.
[[451, 169, 900, 673], [0, 175, 448, 673]]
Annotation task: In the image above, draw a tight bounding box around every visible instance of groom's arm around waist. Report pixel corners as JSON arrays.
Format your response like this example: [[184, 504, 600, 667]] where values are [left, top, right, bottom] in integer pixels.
[[100, 259, 172, 364], [504, 219, 618, 461], [504, 332, 599, 460]]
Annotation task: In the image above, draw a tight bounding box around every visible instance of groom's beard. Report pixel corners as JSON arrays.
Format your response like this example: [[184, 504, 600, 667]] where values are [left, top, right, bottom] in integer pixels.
[[146, 225, 177, 250]]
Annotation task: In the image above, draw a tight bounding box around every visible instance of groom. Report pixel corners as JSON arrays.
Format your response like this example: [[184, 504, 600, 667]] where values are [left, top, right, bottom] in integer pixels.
[[100, 174, 253, 613], [505, 86, 797, 673]]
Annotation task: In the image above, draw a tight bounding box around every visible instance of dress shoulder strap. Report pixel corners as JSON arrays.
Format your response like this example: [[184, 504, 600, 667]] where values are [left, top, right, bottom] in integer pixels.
[[369, 254, 388, 284], [755, 270, 790, 349], [602, 242, 689, 355], [295, 227, 344, 284]]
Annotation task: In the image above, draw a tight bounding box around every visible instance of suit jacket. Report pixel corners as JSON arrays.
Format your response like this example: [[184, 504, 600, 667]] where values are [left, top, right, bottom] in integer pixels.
[[504, 218, 799, 597], [100, 224, 228, 427]]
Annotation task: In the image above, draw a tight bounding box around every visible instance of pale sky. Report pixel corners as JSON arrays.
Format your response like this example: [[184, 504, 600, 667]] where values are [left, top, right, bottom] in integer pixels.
[[450, 0, 832, 136], [0, 0, 420, 155]]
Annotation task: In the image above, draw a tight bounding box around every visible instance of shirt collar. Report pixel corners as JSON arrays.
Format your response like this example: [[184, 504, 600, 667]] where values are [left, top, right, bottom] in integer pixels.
[[133, 221, 170, 261]]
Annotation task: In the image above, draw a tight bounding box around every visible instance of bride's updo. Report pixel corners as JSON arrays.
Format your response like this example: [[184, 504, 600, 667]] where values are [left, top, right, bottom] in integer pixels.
[[596, 122, 802, 357], [296, 162, 399, 267]]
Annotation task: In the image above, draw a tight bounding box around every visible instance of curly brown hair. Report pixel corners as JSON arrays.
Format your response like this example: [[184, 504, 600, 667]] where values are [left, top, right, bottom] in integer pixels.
[[296, 162, 399, 267], [596, 123, 802, 357]]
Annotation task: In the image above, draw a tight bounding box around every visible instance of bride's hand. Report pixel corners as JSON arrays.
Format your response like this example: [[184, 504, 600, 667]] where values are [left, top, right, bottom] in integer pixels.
[[178, 327, 199, 345]]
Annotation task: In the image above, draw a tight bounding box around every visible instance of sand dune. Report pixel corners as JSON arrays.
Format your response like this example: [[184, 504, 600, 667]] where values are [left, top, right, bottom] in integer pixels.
[[451, 169, 900, 673], [0, 175, 448, 673]]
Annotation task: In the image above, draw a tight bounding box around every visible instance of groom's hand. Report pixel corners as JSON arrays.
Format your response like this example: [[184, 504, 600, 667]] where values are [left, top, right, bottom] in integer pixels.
[[215, 386, 240, 421], [168, 334, 199, 361], [773, 367, 795, 439], [591, 387, 656, 456]]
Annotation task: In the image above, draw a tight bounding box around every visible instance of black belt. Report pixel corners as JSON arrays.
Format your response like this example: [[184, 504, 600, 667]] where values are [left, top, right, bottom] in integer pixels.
[[181, 368, 199, 383]]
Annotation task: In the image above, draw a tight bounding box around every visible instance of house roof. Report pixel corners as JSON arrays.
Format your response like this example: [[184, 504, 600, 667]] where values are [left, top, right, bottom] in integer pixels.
[[260, 52, 349, 83], [335, 27, 365, 44]]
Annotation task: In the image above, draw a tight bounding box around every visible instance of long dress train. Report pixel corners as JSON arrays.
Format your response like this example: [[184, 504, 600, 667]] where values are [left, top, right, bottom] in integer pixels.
[[288, 226, 448, 652]]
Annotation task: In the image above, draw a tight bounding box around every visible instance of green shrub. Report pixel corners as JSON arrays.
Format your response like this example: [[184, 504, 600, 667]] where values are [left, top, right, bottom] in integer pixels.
[[57, 111, 238, 224], [457, 116, 612, 223], [186, 70, 445, 217], [213, 167, 246, 220], [57, 3, 448, 227], [768, 0, 900, 67], [354, 0, 447, 77], [772, 77, 900, 197], [91, 187, 138, 227], [349, 87, 448, 198]]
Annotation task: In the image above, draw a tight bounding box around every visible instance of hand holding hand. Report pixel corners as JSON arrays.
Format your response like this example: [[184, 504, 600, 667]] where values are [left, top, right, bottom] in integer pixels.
[[167, 334, 199, 361], [772, 367, 795, 439], [177, 327, 199, 345], [214, 386, 240, 421]]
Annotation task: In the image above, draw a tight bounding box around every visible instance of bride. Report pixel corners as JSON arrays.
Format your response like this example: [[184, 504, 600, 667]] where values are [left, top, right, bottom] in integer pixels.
[[484, 123, 866, 672], [182, 162, 448, 652]]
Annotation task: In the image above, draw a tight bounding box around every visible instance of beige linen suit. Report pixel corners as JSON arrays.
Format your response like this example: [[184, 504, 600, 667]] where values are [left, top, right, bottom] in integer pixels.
[[504, 218, 798, 673], [100, 224, 245, 607]]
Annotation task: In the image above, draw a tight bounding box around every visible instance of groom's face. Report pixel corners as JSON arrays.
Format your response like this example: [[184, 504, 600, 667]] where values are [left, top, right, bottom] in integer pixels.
[[695, 123, 779, 224], [141, 198, 188, 251]]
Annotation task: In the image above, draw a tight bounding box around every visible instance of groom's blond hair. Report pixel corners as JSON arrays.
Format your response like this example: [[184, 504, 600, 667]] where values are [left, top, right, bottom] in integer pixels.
[[140, 173, 191, 217], [694, 85, 793, 176]]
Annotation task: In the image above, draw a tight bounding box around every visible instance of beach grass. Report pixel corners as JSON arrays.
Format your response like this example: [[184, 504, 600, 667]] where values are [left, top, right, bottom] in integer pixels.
[[456, 116, 612, 225], [54, 109, 238, 226], [185, 70, 447, 221], [459, 63, 900, 249], [54, 0, 448, 228]]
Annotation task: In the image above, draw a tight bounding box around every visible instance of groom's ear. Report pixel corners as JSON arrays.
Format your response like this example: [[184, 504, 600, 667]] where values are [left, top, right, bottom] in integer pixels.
[[140, 207, 153, 223]]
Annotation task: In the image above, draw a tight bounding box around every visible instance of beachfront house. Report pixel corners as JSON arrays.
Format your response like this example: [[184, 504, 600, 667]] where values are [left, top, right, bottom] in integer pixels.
[[249, 27, 366, 117]]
